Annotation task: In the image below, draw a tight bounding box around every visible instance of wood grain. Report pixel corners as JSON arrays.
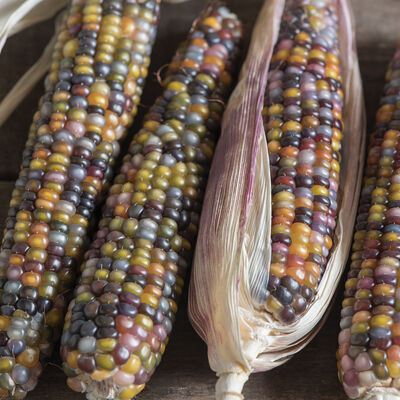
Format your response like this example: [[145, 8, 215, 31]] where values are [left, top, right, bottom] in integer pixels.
[[0, 0, 398, 398]]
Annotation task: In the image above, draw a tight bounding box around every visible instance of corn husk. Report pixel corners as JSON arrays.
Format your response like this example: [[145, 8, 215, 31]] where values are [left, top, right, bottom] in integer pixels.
[[188, 0, 366, 398], [0, 0, 68, 127], [361, 388, 400, 400]]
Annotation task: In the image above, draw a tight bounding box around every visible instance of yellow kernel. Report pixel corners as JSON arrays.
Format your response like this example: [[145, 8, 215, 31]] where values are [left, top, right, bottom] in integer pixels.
[[0, 316, 11, 331], [118, 384, 145, 400], [121, 355, 141, 375], [134, 314, 153, 332], [63, 39, 79, 57], [91, 369, 113, 381]]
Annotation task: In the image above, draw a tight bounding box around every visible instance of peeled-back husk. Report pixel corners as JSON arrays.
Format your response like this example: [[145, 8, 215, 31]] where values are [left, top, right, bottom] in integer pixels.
[[361, 388, 400, 400], [188, 0, 366, 399]]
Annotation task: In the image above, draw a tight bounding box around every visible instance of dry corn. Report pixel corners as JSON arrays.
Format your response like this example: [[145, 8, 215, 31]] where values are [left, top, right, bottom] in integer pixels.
[[259, 0, 344, 323], [0, 0, 160, 397], [60, 5, 242, 399], [338, 43, 400, 399]]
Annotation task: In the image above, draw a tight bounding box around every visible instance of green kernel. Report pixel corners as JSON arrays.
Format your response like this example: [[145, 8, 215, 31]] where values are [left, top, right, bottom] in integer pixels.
[[142, 353, 156, 372], [134, 343, 151, 361], [369, 348, 387, 364], [95, 353, 116, 371], [96, 338, 117, 352], [374, 363, 390, 380], [0, 358, 15, 373]]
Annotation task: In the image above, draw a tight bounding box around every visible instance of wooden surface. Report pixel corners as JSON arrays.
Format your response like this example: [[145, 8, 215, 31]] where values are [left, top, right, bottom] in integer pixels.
[[0, 0, 399, 398]]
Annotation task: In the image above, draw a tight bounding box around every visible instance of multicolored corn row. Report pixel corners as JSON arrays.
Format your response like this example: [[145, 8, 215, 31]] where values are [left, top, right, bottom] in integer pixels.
[[259, 0, 344, 323], [60, 5, 242, 400], [0, 0, 160, 397], [337, 44, 400, 399]]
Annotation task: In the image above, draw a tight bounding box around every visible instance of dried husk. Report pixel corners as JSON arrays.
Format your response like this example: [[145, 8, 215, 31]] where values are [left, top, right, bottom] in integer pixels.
[[0, 0, 68, 127], [188, 0, 366, 399], [362, 388, 400, 400], [0, 0, 68, 46]]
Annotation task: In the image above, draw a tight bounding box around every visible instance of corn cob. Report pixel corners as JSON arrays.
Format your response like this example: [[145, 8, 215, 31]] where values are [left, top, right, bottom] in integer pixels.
[[0, 1, 160, 397], [337, 44, 400, 399], [60, 5, 242, 400], [188, 0, 365, 397], [1, 8, 75, 259], [258, 0, 344, 323]]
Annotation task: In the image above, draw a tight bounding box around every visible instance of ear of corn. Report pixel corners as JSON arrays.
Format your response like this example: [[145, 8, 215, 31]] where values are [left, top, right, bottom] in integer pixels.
[[0, 0, 160, 397], [60, 5, 242, 400], [188, 0, 365, 398], [1, 8, 74, 260], [258, 0, 344, 323], [337, 44, 400, 400]]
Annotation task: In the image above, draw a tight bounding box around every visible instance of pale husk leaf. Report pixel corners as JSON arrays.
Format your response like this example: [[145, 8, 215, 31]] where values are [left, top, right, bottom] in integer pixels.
[[0, 0, 68, 128], [188, 0, 366, 398], [0, 0, 68, 43], [361, 389, 400, 400]]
